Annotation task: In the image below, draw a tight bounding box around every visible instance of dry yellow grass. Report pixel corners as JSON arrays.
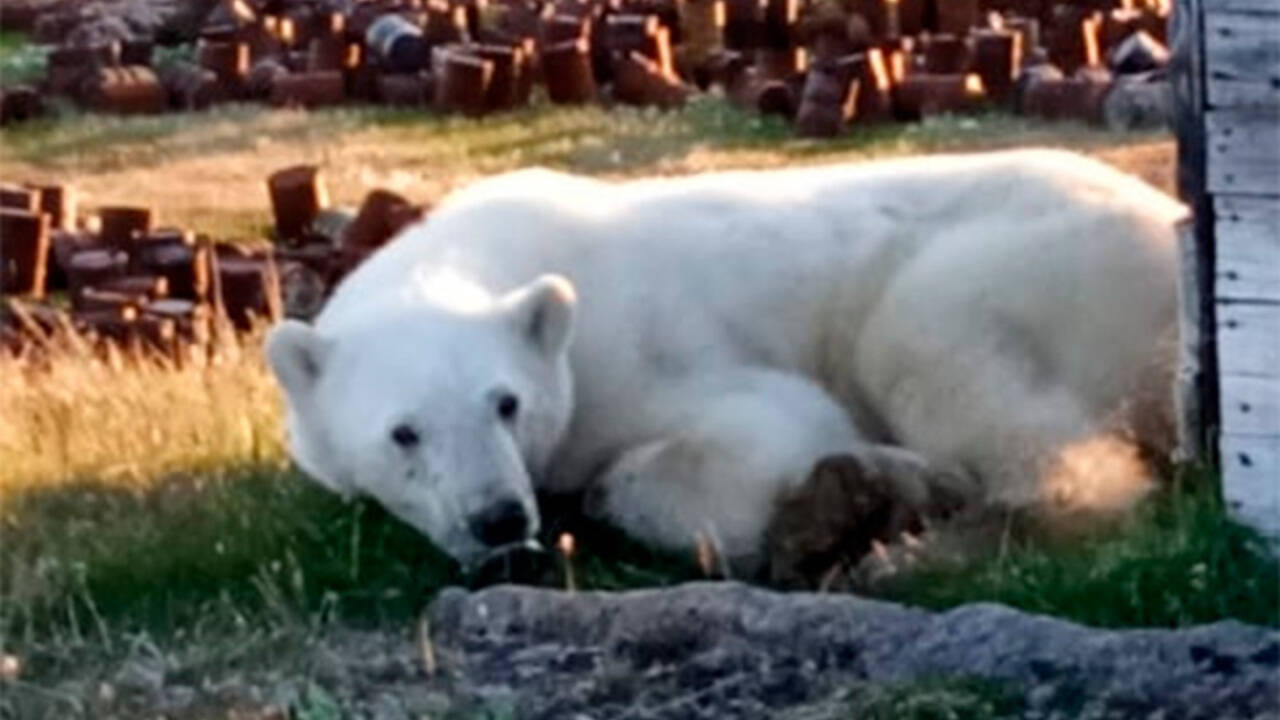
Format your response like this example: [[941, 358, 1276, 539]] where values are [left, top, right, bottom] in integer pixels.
[[0, 331, 285, 492], [0, 101, 1175, 238]]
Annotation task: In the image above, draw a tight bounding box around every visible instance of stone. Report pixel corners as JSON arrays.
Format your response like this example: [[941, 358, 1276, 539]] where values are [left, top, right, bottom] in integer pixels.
[[425, 583, 1280, 720]]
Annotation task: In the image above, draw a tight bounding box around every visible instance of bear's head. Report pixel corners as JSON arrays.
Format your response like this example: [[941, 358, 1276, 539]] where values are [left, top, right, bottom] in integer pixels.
[[265, 274, 577, 568]]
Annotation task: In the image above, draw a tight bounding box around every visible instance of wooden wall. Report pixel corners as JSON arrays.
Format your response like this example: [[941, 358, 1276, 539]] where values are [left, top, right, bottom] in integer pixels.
[[1177, 0, 1280, 537]]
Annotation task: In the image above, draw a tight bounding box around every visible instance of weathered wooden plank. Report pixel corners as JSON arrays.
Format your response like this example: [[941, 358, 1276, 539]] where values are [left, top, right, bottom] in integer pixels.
[[1173, 0, 1209, 204], [1206, 108, 1280, 194], [1216, 193, 1280, 225], [1220, 373, 1280, 435], [1215, 196, 1280, 302], [1176, 219, 1208, 459], [1206, 10, 1280, 107], [1221, 432, 1280, 539], [1171, 0, 1223, 460], [1205, 0, 1280, 14], [1217, 300, 1280, 378]]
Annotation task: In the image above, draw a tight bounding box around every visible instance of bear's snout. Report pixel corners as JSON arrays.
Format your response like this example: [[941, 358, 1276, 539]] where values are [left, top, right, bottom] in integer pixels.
[[468, 498, 532, 547]]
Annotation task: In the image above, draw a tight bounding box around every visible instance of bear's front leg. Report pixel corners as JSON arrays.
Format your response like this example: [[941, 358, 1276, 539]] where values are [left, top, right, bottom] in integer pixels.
[[584, 368, 864, 578], [765, 447, 977, 588]]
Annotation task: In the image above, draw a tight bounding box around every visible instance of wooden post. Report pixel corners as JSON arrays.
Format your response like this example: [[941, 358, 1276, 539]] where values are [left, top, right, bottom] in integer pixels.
[[1174, 218, 1206, 462], [1179, 0, 1280, 539], [1169, 0, 1219, 466]]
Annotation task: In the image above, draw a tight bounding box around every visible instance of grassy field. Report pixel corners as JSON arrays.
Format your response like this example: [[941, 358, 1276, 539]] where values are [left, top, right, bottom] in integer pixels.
[[1, 99, 1276, 715]]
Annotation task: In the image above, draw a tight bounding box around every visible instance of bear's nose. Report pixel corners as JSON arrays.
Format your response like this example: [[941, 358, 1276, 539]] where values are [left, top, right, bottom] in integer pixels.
[[468, 499, 530, 547]]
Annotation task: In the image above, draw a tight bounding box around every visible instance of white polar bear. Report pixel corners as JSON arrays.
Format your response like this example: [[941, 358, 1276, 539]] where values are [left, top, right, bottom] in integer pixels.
[[266, 148, 1186, 572]]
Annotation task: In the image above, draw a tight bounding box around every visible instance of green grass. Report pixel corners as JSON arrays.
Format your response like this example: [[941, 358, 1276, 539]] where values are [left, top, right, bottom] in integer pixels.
[[856, 676, 1023, 720], [0, 31, 46, 86], [876, 467, 1280, 629]]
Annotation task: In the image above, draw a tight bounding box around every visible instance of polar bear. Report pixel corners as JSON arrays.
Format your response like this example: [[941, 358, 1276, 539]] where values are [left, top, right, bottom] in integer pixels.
[[265, 148, 1186, 574]]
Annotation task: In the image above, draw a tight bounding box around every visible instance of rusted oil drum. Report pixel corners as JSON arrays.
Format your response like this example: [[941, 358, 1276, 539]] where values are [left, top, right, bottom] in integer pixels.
[[377, 72, 433, 106], [0, 209, 50, 298], [267, 165, 329, 244], [919, 33, 970, 74], [82, 66, 168, 115], [542, 38, 596, 103], [367, 14, 428, 73], [434, 46, 494, 115], [197, 40, 251, 87], [65, 248, 127, 304], [473, 43, 525, 111], [160, 61, 228, 110], [98, 274, 170, 300], [268, 71, 346, 108], [246, 58, 291, 99], [612, 51, 686, 108], [99, 206, 154, 253], [795, 63, 855, 137], [971, 28, 1021, 104], [213, 251, 282, 331]]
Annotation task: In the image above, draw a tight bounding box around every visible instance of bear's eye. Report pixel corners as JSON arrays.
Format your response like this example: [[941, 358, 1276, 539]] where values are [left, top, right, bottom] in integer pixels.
[[390, 424, 420, 448], [496, 393, 520, 422]]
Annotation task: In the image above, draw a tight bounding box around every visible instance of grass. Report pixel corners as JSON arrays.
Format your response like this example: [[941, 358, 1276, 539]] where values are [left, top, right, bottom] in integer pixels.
[[0, 100, 1273, 714], [1, 97, 1173, 238], [855, 676, 1023, 720], [876, 465, 1280, 628], [0, 31, 46, 86]]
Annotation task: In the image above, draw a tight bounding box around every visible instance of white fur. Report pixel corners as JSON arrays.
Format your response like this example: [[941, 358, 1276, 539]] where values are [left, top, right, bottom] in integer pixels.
[[266, 148, 1187, 568]]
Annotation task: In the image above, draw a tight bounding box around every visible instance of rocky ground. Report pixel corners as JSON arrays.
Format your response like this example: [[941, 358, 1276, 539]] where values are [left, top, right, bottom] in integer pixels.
[[26, 582, 1278, 719]]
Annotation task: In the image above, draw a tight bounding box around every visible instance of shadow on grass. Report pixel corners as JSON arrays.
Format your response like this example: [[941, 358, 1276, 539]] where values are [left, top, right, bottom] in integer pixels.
[[1, 466, 455, 642], [874, 465, 1280, 629], [0, 464, 700, 652]]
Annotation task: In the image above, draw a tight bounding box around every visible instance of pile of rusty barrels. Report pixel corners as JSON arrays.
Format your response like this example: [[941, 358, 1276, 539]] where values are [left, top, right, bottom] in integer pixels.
[[266, 163, 428, 320], [0, 167, 426, 356], [1, 0, 1171, 136], [0, 183, 278, 357]]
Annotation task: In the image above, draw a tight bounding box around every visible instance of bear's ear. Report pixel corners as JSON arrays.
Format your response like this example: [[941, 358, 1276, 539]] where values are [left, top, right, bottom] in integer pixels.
[[265, 320, 333, 400], [502, 274, 577, 358]]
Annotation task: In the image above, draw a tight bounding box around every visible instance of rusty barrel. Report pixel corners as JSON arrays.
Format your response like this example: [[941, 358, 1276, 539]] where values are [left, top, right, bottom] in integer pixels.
[[378, 72, 434, 106], [98, 206, 154, 254], [919, 33, 969, 74], [47, 42, 120, 97], [0, 209, 50, 298], [267, 165, 329, 244], [474, 43, 527, 111], [269, 71, 346, 107], [36, 184, 77, 232], [197, 39, 251, 88], [542, 38, 597, 104], [892, 72, 985, 119], [213, 248, 283, 331], [612, 51, 687, 108], [246, 58, 291, 99], [66, 248, 128, 303], [424, 0, 471, 46], [971, 28, 1021, 104], [160, 61, 228, 110], [367, 13, 429, 73], [795, 62, 856, 137], [137, 231, 210, 302], [82, 66, 167, 115], [0, 184, 39, 212], [434, 46, 494, 115]]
